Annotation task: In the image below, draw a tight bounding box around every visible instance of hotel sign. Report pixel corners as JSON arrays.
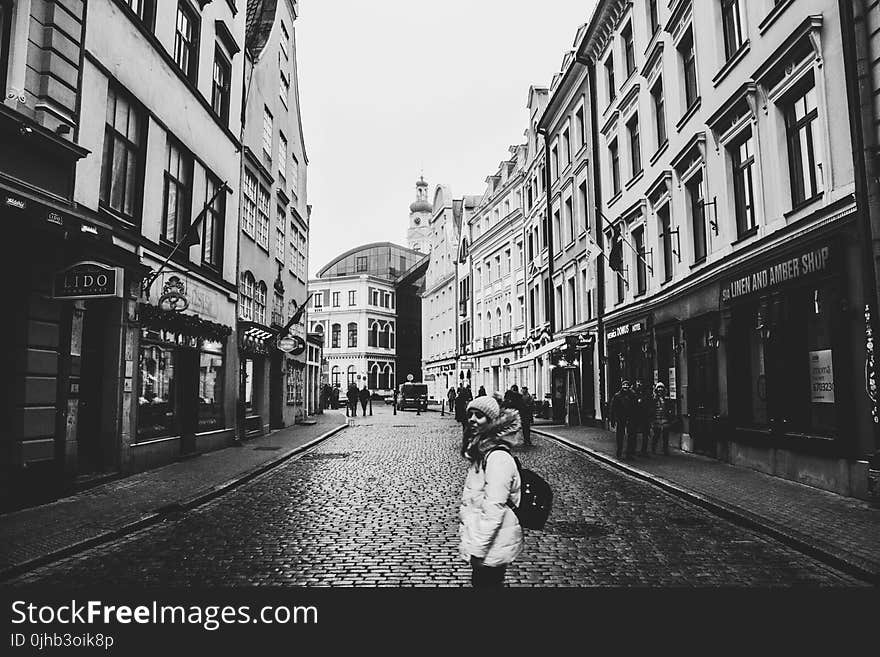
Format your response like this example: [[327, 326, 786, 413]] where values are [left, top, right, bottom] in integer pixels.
[[53, 261, 124, 300], [721, 246, 832, 304], [606, 320, 646, 341]]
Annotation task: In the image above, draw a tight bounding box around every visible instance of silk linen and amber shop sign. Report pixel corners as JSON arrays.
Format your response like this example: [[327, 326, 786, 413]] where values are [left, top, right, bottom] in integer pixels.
[[720, 246, 832, 304]]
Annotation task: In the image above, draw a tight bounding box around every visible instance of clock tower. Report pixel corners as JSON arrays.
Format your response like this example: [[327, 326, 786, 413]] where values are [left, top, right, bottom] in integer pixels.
[[407, 176, 432, 253]]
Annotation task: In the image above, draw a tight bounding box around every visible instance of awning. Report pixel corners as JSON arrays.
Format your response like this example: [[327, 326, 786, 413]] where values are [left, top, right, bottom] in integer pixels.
[[508, 338, 566, 366]]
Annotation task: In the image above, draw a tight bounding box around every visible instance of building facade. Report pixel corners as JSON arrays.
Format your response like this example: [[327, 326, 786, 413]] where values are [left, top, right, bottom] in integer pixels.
[[3, 0, 245, 509], [308, 243, 426, 397], [464, 148, 528, 399], [578, 0, 873, 498], [238, 0, 310, 437]]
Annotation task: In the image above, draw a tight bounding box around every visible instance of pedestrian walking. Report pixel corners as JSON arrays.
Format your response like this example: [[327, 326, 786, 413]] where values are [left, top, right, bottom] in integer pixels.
[[447, 387, 457, 414], [455, 383, 473, 456], [477, 385, 487, 398], [346, 382, 359, 416], [331, 384, 340, 410], [359, 385, 371, 416], [502, 384, 532, 448], [609, 380, 637, 459], [459, 395, 523, 589], [633, 380, 654, 457], [651, 382, 674, 455]]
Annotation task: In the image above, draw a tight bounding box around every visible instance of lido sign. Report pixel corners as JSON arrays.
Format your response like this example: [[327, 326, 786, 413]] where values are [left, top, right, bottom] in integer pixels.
[[53, 261, 124, 300]]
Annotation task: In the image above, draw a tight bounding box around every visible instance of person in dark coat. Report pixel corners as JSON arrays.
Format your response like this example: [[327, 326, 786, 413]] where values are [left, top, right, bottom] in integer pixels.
[[447, 387, 457, 414], [651, 382, 675, 455], [359, 385, 371, 416], [609, 380, 637, 459], [455, 383, 474, 456], [633, 380, 654, 457], [346, 383, 359, 416], [331, 384, 340, 409], [502, 384, 532, 447], [477, 385, 487, 398]]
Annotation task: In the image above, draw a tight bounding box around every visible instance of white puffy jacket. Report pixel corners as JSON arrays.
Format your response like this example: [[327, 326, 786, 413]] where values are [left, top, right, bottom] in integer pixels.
[[458, 448, 523, 567]]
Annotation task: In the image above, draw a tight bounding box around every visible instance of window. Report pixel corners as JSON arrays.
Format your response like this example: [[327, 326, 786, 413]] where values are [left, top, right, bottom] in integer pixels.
[[785, 79, 822, 206], [356, 256, 368, 273], [578, 181, 588, 233], [687, 172, 706, 263], [659, 205, 673, 282], [123, 0, 155, 27], [202, 174, 225, 269], [0, 0, 10, 94], [256, 184, 270, 249], [279, 20, 290, 60], [648, 0, 659, 35], [242, 171, 257, 236], [679, 28, 698, 111], [622, 22, 635, 77], [100, 84, 145, 224], [562, 128, 570, 166], [721, 0, 744, 61], [198, 341, 225, 431], [345, 290, 354, 306], [290, 155, 299, 198], [279, 69, 289, 108], [575, 106, 586, 150], [652, 79, 666, 147], [211, 48, 231, 124], [605, 55, 616, 103], [732, 131, 757, 237], [239, 271, 255, 320], [552, 210, 561, 252], [331, 323, 341, 348], [609, 139, 620, 196], [332, 291, 340, 307], [137, 344, 177, 439], [161, 138, 193, 244], [565, 197, 574, 245], [551, 145, 559, 180], [633, 226, 647, 296], [347, 322, 358, 348], [555, 285, 564, 328], [254, 282, 267, 324], [262, 106, 273, 159], [627, 114, 641, 178], [278, 133, 287, 181], [568, 278, 576, 327], [313, 293, 323, 308], [174, 2, 199, 82], [275, 205, 285, 261], [299, 232, 307, 279]]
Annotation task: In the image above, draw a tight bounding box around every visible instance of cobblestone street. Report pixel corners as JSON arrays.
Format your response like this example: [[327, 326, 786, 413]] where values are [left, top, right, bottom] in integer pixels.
[[6, 407, 864, 587]]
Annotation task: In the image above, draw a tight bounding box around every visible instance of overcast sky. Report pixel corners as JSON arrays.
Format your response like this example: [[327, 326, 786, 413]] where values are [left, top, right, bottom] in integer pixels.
[[296, 0, 598, 278]]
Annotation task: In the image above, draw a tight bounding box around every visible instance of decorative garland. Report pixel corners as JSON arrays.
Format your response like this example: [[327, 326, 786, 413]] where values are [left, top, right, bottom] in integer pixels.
[[139, 303, 232, 342], [866, 304, 878, 424]]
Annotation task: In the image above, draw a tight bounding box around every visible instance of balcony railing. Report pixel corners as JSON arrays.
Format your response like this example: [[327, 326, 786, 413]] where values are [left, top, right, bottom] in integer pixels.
[[502, 332, 511, 346], [483, 338, 492, 351], [492, 335, 503, 348]]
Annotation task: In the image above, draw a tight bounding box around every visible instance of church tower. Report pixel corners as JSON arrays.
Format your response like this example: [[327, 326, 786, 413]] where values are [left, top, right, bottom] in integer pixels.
[[407, 176, 432, 253]]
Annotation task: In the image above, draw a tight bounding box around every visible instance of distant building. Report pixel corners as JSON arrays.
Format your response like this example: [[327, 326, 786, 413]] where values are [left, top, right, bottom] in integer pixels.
[[308, 243, 427, 396], [407, 176, 433, 253]]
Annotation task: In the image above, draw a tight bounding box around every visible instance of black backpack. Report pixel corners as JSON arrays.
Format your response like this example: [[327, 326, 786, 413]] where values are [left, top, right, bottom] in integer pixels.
[[484, 446, 553, 530]]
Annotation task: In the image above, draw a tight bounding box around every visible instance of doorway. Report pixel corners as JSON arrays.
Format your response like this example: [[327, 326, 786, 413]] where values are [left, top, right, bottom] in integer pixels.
[[76, 302, 111, 476]]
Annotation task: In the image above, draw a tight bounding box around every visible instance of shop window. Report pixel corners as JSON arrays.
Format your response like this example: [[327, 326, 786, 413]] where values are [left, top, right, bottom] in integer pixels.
[[100, 84, 146, 225], [138, 345, 176, 440], [198, 341, 225, 432], [243, 358, 254, 411]]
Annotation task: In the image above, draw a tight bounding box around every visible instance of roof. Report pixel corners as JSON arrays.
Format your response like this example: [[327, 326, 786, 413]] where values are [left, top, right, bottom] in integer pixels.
[[315, 242, 427, 279], [245, 0, 278, 60]]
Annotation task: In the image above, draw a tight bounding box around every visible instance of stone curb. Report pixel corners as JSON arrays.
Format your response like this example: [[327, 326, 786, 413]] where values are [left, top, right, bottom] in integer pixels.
[[532, 428, 880, 586], [0, 422, 349, 584]]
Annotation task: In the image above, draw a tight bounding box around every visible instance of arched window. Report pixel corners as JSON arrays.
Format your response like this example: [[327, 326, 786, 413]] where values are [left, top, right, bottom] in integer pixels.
[[384, 363, 394, 390], [331, 365, 340, 387], [476, 313, 482, 338], [314, 323, 324, 335], [486, 313, 492, 337], [347, 322, 358, 348], [331, 323, 341, 348], [496, 308, 502, 336], [369, 362, 380, 389], [368, 321, 380, 347], [505, 303, 512, 333], [383, 321, 394, 349], [347, 365, 357, 386], [378, 321, 390, 348], [239, 271, 256, 320], [254, 281, 267, 324]]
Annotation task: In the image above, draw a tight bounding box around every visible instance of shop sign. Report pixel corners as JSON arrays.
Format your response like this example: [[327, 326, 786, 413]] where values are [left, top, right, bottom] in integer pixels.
[[53, 261, 123, 300], [277, 337, 298, 353], [606, 320, 646, 341], [459, 360, 474, 369], [668, 368, 677, 400], [4, 195, 26, 210], [809, 349, 835, 403], [720, 246, 832, 304]]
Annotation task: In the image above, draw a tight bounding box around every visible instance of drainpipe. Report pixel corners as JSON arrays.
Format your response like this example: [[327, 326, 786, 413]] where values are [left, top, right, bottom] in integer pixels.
[[540, 133, 556, 336], [839, 0, 880, 502], [583, 56, 607, 426]]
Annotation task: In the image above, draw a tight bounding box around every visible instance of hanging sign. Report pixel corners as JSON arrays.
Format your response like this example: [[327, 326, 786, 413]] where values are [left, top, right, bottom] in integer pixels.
[[277, 337, 298, 353], [809, 349, 835, 403], [53, 261, 123, 300], [668, 367, 677, 400]]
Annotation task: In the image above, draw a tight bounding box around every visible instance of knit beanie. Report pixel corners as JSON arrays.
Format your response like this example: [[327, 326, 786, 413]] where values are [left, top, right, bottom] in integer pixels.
[[467, 395, 500, 421]]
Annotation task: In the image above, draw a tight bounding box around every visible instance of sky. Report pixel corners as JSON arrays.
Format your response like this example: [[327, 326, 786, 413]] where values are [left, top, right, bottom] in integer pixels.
[[295, 0, 598, 278]]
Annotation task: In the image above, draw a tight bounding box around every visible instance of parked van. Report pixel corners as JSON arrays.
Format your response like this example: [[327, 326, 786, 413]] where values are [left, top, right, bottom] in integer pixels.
[[397, 383, 428, 411]]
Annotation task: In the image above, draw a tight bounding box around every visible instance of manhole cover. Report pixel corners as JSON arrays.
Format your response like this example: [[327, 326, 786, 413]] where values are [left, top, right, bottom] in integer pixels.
[[302, 452, 351, 460], [545, 520, 608, 538], [253, 446, 282, 451]]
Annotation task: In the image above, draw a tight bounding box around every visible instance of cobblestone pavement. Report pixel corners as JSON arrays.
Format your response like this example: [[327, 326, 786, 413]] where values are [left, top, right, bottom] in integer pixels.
[[4, 407, 864, 587]]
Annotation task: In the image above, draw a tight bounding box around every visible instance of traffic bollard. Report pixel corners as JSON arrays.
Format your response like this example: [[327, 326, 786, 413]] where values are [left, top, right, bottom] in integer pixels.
[[369, 396, 373, 416], [441, 400, 445, 416], [393, 401, 397, 415]]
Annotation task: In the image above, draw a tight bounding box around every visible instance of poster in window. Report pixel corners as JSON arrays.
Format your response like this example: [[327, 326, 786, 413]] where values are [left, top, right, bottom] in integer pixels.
[[668, 367, 677, 399], [809, 349, 835, 403]]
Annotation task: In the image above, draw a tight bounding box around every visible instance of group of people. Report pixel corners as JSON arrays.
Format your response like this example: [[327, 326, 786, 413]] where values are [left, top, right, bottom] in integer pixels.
[[448, 383, 535, 457], [608, 379, 675, 460], [318, 382, 372, 416], [319, 383, 341, 410]]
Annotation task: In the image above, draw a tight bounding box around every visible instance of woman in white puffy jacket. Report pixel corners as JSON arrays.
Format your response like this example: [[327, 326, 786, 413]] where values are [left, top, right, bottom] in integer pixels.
[[458, 394, 523, 588]]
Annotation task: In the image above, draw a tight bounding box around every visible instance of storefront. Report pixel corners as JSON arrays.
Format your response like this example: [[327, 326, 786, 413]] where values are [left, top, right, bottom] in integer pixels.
[[605, 317, 652, 395], [238, 321, 277, 438]]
